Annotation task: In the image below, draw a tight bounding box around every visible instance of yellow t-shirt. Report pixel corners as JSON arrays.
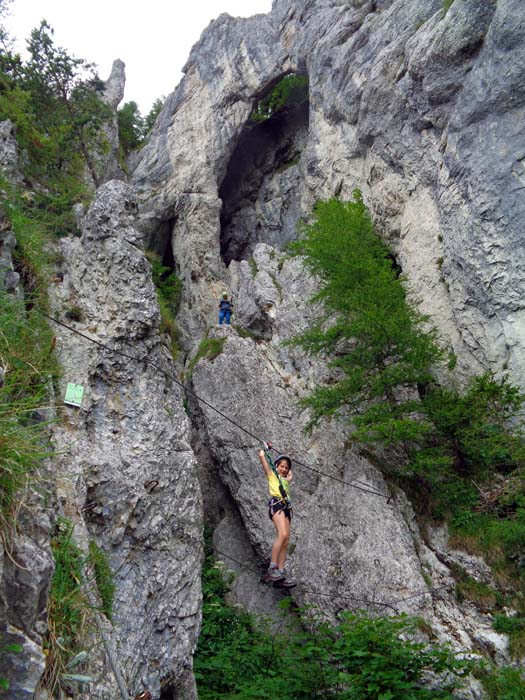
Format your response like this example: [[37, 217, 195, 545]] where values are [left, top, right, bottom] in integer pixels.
[[267, 472, 290, 499]]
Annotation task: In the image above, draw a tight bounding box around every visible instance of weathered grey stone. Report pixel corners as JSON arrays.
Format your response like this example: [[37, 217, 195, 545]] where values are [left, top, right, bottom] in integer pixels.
[[0, 120, 23, 185], [1, 0, 518, 695], [0, 625, 46, 700], [48, 180, 202, 699], [94, 60, 126, 185], [103, 59, 126, 110], [128, 0, 525, 684], [0, 502, 54, 700]]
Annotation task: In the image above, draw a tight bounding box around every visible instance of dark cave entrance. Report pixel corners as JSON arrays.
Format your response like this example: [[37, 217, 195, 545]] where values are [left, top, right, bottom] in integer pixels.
[[146, 219, 177, 273], [219, 74, 310, 265]]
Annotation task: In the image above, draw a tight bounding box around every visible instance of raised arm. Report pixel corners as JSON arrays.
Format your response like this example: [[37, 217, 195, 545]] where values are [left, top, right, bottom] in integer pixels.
[[258, 449, 272, 477]]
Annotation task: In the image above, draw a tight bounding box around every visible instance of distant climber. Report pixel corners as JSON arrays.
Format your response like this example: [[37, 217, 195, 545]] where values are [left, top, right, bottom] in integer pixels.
[[218, 292, 233, 325], [259, 442, 296, 588]]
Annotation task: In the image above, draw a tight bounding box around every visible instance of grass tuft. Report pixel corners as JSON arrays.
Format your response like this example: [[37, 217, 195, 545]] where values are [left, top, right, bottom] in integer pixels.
[[187, 337, 226, 375]]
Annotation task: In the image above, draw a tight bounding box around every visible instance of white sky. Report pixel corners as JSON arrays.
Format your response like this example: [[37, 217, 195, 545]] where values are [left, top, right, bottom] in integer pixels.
[[5, 0, 273, 114]]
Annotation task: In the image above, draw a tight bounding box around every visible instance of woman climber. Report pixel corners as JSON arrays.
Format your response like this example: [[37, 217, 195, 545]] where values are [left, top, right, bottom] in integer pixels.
[[259, 443, 295, 587]]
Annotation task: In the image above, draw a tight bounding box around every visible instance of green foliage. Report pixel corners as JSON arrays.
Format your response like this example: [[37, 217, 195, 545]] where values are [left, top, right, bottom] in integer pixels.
[[146, 251, 182, 357], [479, 665, 525, 700], [88, 540, 115, 621], [251, 73, 309, 122], [0, 19, 111, 203], [148, 253, 182, 317], [0, 186, 59, 539], [117, 96, 164, 157], [493, 615, 525, 659], [117, 100, 145, 154], [43, 518, 90, 692], [195, 530, 472, 699], [187, 337, 226, 375], [289, 193, 442, 432], [422, 374, 525, 478], [292, 194, 525, 594], [451, 564, 502, 611], [442, 0, 455, 15], [144, 96, 164, 133]]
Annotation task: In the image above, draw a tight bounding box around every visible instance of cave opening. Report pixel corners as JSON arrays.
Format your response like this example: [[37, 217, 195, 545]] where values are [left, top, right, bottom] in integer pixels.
[[146, 219, 177, 274], [219, 73, 309, 266]]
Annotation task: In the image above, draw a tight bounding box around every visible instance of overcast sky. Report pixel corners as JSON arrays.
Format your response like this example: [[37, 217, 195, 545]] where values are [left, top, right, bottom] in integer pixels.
[[5, 0, 273, 114]]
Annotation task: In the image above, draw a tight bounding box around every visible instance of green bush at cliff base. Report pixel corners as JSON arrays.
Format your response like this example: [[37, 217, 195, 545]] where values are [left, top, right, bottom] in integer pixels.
[[479, 665, 525, 700], [194, 529, 472, 700]]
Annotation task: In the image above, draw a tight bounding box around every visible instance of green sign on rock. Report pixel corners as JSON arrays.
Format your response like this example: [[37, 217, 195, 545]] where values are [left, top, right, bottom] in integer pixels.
[[64, 382, 84, 407]]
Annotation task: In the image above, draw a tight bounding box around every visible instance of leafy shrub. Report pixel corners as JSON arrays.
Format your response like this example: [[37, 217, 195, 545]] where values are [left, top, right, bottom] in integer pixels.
[[422, 374, 525, 478], [194, 529, 472, 699], [291, 194, 525, 594], [118, 96, 164, 157], [479, 665, 525, 700], [0, 21, 112, 193]]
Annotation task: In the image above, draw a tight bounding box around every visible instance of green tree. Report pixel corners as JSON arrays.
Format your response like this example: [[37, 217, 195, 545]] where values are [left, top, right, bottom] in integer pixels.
[[19, 20, 111, 187], [144, 96, 164, 133], [290, 193, 442, 437], [117, 100, 145, 154]]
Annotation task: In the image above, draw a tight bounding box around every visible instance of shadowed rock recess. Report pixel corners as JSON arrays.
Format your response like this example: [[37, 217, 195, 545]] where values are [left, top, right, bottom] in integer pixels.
[[5, 0, 525, 697]]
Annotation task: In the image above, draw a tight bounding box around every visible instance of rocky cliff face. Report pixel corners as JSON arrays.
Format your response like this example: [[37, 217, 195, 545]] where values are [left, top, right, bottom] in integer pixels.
[[3, 0, 525, 697], [130, 0, 523, 686], [47, 181, 202, 700], [134, 0, 525, 384]]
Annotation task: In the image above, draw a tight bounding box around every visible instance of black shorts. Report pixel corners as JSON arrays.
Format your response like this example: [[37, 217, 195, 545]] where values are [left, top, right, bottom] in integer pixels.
[[268, 496, 292, 521]]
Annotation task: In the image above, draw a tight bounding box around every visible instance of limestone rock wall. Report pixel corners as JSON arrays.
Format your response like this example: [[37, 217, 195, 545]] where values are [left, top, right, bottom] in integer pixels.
[[48, 181, 202, 699], [128, 0, 523, 678], [4, 0, 524, 695]]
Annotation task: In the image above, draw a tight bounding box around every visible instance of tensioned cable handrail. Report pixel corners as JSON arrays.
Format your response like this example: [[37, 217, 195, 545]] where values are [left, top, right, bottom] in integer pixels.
[[39, 310, 391, 501]]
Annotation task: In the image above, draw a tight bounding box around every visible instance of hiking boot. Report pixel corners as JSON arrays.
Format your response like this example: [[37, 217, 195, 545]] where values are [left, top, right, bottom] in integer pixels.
[[273, 570, 296, 588], [274, 578, 297, 589], [263, 568, 285, 583]]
